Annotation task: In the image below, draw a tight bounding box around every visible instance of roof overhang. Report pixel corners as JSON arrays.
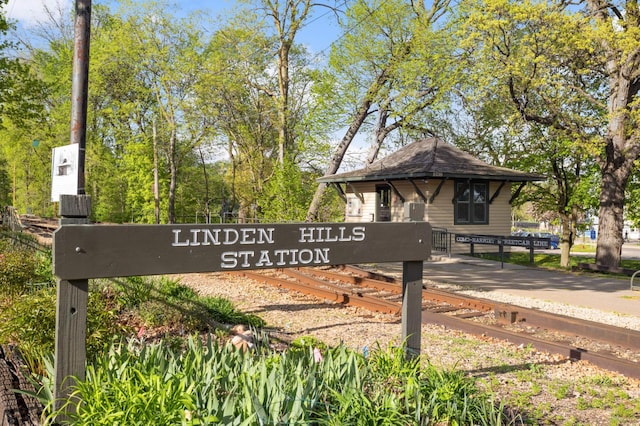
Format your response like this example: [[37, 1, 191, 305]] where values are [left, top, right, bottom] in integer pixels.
[[318, 172, 543, 184]]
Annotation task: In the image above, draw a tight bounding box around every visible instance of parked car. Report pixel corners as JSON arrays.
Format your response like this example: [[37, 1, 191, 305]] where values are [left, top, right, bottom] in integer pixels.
[[533, 232, 560, 249], [512, 231, 559, 249]]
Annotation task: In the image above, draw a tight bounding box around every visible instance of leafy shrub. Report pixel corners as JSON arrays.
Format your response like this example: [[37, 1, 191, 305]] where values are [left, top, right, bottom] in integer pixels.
[[0, 285, 126, 375], [0, 247, 38, 295], [44, 338, 519, 425], [0, 236, 53, 296]]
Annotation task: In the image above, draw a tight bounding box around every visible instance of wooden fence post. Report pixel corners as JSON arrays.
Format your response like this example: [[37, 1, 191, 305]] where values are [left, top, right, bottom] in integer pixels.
[[53, 195, 91, 420], [402, 260, 423, 357]]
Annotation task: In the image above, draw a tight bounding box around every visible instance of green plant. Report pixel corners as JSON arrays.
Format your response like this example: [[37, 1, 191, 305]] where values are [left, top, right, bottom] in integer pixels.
[[0, 284, 126, 375], [41, 338, 518, 425], [111, 276, 153, 309], [119, 275, 265, 332], [552, 382, 571, 400], [0, 246, 38, 295]]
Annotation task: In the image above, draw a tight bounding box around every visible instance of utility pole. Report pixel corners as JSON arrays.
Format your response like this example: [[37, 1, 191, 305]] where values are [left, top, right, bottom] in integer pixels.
[[69, 0, 91, 194]]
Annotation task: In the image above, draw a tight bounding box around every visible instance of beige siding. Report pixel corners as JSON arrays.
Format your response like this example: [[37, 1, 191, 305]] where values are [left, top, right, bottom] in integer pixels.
[[343, 180, 514, 253], [344, 183, 377, 223]]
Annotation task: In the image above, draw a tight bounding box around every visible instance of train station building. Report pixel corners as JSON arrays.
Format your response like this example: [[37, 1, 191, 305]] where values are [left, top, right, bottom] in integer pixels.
[[317, 138, 544, 253]]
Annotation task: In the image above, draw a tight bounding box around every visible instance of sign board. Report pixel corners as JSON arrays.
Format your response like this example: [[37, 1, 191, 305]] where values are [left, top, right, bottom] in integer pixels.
[[51, 144, 79, 202], [455, 234, 550, 249], [54, 222, 432, 280]]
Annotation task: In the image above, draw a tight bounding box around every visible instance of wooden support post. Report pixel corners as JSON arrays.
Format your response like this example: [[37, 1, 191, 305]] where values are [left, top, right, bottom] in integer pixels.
[[529, 236, 535, 264], [402, 260, 423, 357], [53, 195, 91, 419]]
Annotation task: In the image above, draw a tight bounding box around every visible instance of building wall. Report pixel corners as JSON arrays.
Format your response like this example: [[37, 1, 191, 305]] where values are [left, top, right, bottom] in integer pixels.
[[343, 179, 513, 253]]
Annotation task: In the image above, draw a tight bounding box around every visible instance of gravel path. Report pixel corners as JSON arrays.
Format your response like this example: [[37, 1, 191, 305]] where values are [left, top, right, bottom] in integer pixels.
[[178, 271, 640, 425]]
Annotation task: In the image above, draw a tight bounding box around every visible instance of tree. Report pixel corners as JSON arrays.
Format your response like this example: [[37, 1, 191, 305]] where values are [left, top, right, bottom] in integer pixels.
[[97, 0, 214, 224], [257, 0, 313, 165], [306, 0, 453, 221], [449, 1, 604, 267], [456, 0, 640, 267], [583, 0, 640, 266], [0, 0, 62, 215], [197, 4, 335, 221]]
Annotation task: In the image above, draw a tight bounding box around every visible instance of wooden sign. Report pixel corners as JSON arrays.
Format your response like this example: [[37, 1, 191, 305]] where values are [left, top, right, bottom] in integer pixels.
[[54, 222, 432, 279]]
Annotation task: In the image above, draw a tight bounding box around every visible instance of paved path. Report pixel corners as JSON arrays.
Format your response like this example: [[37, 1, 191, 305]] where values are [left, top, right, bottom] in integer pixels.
[[379, 255, 640, 318]]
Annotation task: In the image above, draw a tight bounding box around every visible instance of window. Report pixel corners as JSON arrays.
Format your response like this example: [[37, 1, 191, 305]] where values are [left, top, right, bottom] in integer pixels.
[[376, 184, 391, 222], [454, 181, 488, 225]]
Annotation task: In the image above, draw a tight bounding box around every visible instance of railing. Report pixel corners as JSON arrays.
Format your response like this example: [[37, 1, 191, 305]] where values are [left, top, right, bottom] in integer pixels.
[[431, 227, 450, 254]]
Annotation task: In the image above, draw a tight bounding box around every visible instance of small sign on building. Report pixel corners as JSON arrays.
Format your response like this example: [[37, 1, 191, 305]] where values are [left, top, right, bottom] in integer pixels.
[[51, 144, 79, 202]]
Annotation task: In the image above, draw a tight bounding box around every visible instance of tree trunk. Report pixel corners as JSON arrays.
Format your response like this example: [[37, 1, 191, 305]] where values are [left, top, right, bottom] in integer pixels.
[[198, 146, 211, 223], [306, 69, 389, 222], [558, 205, 579, 268], [168, 128, 177, 224], [152, 117, 160, 224], [277, 42, 290, 165], [585, 0, 640, 267], [366, 108, 388, 165], [595, 150, 631, 266]]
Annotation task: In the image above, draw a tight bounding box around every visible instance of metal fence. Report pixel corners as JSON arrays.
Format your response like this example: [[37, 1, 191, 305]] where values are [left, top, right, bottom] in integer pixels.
[[431, 227, 450, 254]]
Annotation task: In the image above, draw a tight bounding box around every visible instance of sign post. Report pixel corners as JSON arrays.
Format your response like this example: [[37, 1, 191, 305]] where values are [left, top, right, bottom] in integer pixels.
[[53, 195, 91, 418], [53, 221, 432, 412]]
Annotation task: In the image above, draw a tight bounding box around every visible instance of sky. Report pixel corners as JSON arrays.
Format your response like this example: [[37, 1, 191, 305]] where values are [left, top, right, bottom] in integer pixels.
[[2, 0, 366, 158], [2, 0, 341, 55]]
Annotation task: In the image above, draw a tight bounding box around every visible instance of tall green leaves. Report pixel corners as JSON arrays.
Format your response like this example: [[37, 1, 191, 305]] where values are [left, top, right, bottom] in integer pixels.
[[46, 338, 514, 424]]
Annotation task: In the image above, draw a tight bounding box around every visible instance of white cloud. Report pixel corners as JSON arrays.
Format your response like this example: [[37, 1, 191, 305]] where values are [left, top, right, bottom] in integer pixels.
[[3, 0, 72, 27]]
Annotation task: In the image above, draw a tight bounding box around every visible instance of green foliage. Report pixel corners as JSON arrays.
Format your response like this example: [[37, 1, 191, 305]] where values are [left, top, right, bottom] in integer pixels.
[[260, 159, 316, 222], [0, 236, 52, 294], [42, 338, 517, 425], [0, 285, 123, 375], [113, 275, 265, 331], [0, 246, 37, 295]]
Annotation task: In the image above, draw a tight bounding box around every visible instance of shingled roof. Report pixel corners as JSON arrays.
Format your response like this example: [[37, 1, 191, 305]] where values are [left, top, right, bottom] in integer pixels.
[[318, 138, 544, 183]]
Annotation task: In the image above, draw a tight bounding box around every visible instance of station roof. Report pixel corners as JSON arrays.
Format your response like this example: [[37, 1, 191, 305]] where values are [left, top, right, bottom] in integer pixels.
[[317, 138, 545, 183]]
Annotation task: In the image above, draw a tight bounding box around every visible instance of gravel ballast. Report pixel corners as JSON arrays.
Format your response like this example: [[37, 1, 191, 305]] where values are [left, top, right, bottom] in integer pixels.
[[178, 270, 640, 425]]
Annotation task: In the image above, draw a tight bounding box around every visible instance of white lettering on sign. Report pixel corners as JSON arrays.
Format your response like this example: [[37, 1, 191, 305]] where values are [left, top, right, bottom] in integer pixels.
[[220, 248, 331, 269], [172, 225, 365, 270], [297, 226, 366, 243], [172, 227, 275, 247]]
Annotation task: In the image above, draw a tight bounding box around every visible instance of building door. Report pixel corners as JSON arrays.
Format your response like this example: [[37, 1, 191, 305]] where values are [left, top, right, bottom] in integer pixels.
[[376, 184, 391, 221]]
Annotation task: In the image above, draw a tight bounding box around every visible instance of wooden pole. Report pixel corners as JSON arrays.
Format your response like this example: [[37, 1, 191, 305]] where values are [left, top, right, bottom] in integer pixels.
[[53, 195, 91, 420], [69, 0, 91, 194], [402, 260, 423, 357]]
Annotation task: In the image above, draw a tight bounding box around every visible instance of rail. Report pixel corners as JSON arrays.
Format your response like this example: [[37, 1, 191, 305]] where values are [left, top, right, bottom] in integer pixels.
[[234, 266, 640, 379]]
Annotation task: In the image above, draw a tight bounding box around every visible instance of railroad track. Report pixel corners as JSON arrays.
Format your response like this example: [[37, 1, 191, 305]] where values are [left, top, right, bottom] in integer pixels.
[[17, 216, 57, 247], [230, 265, 640, 379]]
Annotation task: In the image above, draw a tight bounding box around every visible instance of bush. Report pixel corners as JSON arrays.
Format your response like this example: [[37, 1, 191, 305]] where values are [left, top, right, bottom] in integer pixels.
[[0, 236, 53, 296], [44, 338, 519, 425], [0, 247, 38, 295], [0, 284, 126, 375]]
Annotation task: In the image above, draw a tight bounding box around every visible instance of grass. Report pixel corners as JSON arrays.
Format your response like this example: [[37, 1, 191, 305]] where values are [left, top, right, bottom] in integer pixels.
[[475, 250, 640, 273]]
